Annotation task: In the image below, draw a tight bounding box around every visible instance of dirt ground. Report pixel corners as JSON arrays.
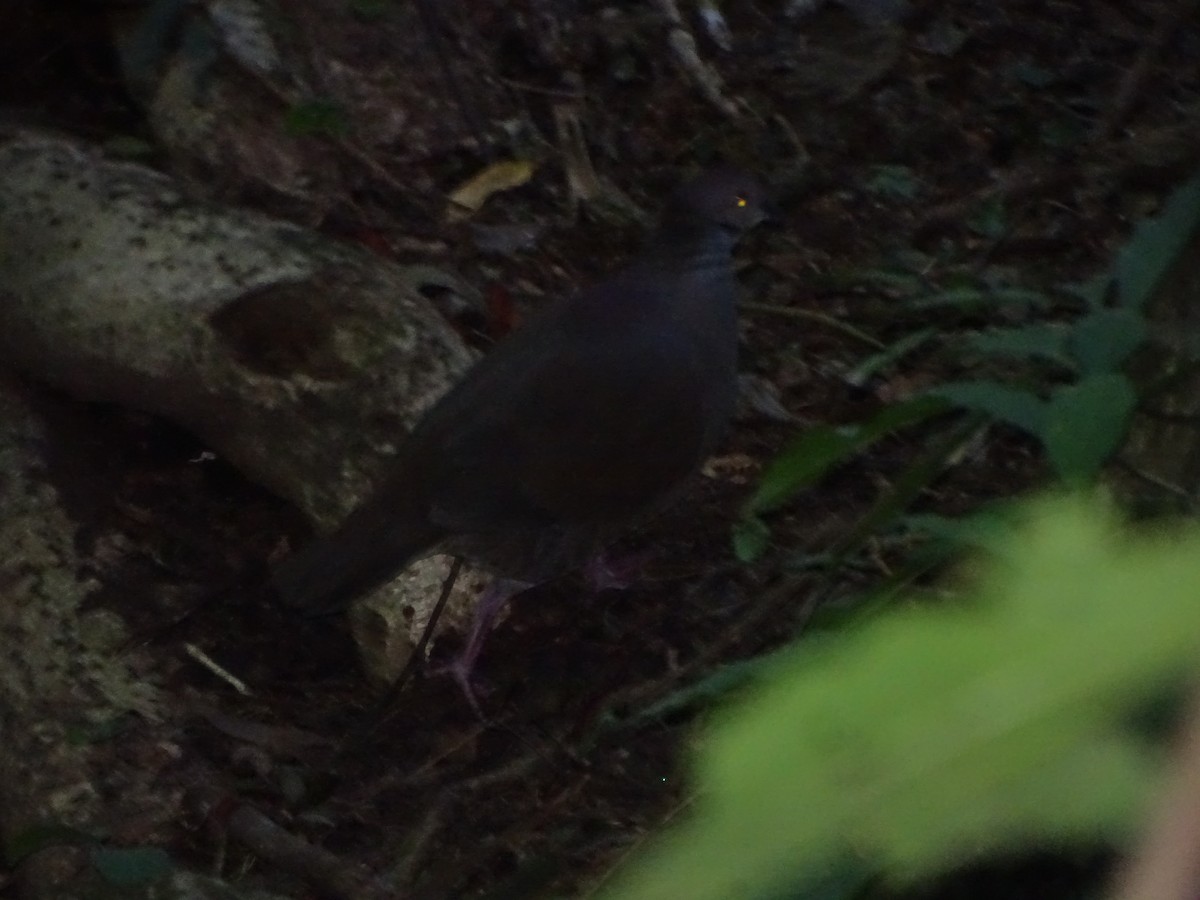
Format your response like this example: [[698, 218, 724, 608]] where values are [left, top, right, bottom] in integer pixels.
[[3, 1, 1198, 897]]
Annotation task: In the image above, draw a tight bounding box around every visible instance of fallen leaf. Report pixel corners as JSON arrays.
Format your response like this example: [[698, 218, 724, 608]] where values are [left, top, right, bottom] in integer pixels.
[[446, 160, 536, 222]]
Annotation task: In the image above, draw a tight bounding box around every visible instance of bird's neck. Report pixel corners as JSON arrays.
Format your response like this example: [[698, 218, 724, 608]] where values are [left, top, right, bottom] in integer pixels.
[[646, 221, 737, 270]]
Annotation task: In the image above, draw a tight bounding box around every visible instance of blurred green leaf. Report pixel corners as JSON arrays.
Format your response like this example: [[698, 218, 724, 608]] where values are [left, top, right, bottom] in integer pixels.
[[65, 713, 135, 745], [845, 327, 938, 387], [351, 0, 392, 16], [1064, 273, 1114, 310], [966, 324, 1073, 368], [744, 397, 949, 517], [907, 286, 1048, 313], [1115, 171, 1200, 311], [1067, 308, 1146, 375], [929, 381, 1045, 434], [827, 415, 985, 562], [865, 165, 921, 201], [1042, 374, 1137, 485], [906, 287, 989, 310], [901, 505, 1020, 555], [811, 266, 925, 293], [968, 196, 1007, 239], [604, 495, 1200, 900], [4, 824, 94, 866], [90, 846, 174, 887], [733, 515, 771, 562], [1007, 59, 1057, 88], [284, 99, 349, 137]]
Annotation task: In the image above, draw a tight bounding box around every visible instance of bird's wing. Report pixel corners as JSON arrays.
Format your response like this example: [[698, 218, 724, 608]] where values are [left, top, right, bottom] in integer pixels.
[[427, 323, 713, 531]]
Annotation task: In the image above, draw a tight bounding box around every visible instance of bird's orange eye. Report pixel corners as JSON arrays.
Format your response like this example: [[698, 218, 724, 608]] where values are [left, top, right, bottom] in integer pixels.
[[736, 197, 748, 208]]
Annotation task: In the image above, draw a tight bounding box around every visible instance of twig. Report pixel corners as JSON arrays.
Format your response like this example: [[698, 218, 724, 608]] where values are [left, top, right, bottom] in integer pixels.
[[192, 788, 390, 900], [652, 0, 742, 118], [740, 300, 886, 348], [184, 643, 252, 696], [1094, 0, 1198, 142], [555, 99, 603, 210], [336, 556, 465, 757]]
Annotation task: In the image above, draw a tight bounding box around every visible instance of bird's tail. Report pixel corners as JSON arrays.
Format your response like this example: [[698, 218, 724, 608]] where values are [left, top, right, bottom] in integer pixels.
[[271, 491, 444, 616]]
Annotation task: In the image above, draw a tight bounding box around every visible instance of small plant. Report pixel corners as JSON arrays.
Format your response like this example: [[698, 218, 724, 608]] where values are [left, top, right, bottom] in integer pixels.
[[737, 171, 1200, 561], [607, 494, 1200, 900]]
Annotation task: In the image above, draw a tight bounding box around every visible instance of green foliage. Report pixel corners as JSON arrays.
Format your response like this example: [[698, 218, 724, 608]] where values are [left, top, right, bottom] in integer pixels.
[[964, 322, 1071, 368], [1067, 308, 1145, 374], [350, 0, 393, 17], [738, 169, 1200, 557], [967, 195, 1008, 238], [1114, 171, 1200, 311], [284, 99, 350, 137], [845, 327, 938, 387], [90, 846, 174, 887], [607, 496, 1200, 900], [931, 372, 1137, 484], [865, 165, 922, 201], [1040, 374, 1137, 487], [3, 823, 95, 867], [4, 824, 174, 889], [734, 397, 949, 561]]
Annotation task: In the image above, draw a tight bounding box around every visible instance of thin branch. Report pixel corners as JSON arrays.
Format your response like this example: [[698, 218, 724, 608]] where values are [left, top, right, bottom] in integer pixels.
[[1109, 683, 1200, 900]]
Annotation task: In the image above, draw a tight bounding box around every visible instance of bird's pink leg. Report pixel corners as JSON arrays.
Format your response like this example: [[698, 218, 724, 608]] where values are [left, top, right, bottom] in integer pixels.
[[439, 577, 530, 717]]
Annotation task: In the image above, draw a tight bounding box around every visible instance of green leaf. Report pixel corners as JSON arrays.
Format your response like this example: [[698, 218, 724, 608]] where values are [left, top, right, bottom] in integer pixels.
[[744, 397, 949, 516], [906, 287, 989, 310], [907, 286, 1048, 313], [966, 324, 1073, 368], [1115, 172, 1200, 311], [603, 495, 1200, 900], [4, 824, 94, 866], [351, 0, 392, 17], [827, 415, 985, 561], [733, 515, 771, 562], [1063, 273, 1114, 310], [865, 165, 921, 201], [929, 381, 1046, 435], [1067, 308, 1146, 375], [90, 846, 174, 887], [284, 99, 349, 137], [901, 505, 1020, 555], [1007, 59, 1057, 88], [968, 195, 1007, 239], [1042, 374, 1137, 485], [845, 327, 938, 387]]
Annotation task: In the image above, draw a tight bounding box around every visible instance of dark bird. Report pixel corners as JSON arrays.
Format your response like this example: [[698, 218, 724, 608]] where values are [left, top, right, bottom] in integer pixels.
[[272, 166, 769, 706]]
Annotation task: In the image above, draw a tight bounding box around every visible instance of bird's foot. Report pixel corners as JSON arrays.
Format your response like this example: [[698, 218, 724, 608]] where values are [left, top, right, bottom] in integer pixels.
[[433, 654, 491, 720], [428, 577, 529, 718]]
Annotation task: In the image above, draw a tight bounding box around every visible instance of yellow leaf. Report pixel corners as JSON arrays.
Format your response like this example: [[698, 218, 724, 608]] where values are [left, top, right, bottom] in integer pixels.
[[445, 160, 536, 222]]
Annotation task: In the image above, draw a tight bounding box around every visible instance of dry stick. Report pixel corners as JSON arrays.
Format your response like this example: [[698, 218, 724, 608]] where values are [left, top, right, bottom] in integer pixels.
[[1109, 684, 1200, 900], [1094, 0, 1199, 142], [741, 300, 887, 348], [652, 0, 742, 118], [192, 787, 390, 900], [555, 100, 604, 209]]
